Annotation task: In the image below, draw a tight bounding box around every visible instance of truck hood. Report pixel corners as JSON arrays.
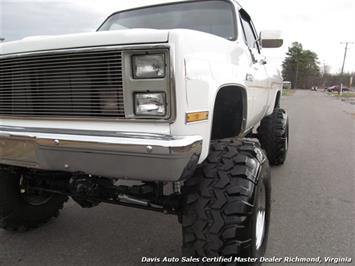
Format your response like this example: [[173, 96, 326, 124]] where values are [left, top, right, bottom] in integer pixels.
[[0, 29, 170, 55]]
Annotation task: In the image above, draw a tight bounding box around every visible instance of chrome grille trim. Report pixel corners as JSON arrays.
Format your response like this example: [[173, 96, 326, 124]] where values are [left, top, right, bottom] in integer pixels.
[[0, 48, 124, 118]]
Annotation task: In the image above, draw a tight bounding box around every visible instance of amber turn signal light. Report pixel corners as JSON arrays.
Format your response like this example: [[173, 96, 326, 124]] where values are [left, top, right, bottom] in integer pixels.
[[186, 111, 209, 123]]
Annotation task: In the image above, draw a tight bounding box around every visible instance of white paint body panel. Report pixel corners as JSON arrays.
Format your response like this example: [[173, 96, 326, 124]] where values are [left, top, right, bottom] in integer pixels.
[[0, 29, 169, 55], [168, 27, 282, 162]]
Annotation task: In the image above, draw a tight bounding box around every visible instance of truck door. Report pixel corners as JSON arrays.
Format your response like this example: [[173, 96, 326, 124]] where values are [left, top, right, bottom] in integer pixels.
[[239, 9, 270, 127]]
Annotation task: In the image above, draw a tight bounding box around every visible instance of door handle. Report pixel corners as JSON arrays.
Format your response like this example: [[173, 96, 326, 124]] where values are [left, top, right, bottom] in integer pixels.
[[246, 73, 254, 82], [259, 59, 267, 65]]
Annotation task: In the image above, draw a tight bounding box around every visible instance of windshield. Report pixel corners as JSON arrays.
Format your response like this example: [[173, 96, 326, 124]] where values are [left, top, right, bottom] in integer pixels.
[[98, 0, 236, 40]]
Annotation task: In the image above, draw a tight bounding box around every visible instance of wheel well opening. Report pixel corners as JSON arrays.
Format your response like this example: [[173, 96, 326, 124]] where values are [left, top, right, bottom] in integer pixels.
[[211, 86, 245, 140], [275, 91, 281, 109]]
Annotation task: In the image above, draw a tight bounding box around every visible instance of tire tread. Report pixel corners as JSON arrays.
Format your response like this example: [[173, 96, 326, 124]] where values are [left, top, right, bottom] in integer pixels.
[[257, 108, 288, 165], [0, 166, 67, 232], [182, 138, 268, 260]]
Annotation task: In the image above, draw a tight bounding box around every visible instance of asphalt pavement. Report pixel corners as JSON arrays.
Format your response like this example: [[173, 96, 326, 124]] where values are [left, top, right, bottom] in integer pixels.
[[0, 90, 354, 266]]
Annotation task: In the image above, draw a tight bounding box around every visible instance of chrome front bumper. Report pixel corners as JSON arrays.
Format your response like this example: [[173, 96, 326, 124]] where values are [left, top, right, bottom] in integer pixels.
[[0, 126, 202, 181]]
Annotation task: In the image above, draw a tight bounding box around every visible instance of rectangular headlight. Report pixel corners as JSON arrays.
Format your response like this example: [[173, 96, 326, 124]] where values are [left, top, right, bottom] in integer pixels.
[[135, 93, 166, 116], [132, 54, 165, 79]]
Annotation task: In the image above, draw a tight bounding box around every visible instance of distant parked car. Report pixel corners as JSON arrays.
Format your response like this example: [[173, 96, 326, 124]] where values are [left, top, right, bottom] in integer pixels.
[[327, 85, 349, 92]]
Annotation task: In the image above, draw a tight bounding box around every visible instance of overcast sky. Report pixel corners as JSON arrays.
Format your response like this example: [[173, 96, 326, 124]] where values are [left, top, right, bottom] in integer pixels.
[[1, 0, 354, 73]]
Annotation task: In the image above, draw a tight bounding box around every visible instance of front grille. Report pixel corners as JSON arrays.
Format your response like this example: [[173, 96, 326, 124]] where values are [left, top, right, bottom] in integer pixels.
[[0, 48, 124, 118]]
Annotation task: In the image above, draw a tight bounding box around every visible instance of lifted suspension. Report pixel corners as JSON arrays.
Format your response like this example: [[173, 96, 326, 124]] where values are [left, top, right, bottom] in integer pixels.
[[22, 171, 181, 215]]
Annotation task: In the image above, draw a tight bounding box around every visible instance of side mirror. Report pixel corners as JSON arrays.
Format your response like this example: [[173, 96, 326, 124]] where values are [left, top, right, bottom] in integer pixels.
[[259, 30, 283, 48]]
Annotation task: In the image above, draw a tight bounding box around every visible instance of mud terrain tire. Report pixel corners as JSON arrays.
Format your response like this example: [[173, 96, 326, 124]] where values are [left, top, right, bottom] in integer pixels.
[[0, 167, 67, 231], [258, 108, 289, 165], [181, 139, 271, 265]]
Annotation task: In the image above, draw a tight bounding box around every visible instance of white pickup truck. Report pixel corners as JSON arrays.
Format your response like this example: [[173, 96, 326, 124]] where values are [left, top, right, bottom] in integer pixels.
[[0, 0, 288, 263]]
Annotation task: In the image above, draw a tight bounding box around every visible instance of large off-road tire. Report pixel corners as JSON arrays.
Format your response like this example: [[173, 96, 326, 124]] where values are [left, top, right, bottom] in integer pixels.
[[0, 167, 67, 231], [182, 139, 271, 265], [257, 108, 289, 166]]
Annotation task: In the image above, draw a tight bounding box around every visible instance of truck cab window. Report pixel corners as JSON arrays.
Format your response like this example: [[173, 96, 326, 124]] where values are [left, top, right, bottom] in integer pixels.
[[240, 9, 260, 53]]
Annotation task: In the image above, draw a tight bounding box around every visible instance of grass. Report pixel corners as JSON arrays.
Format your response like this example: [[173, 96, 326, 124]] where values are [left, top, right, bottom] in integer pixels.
[[329, 92, 355, 98], [338, 92, 355, 98], [282, 89, 295, 96]]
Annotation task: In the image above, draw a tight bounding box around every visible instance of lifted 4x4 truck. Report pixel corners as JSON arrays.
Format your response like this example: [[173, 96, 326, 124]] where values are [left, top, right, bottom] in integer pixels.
[[0, 0, 289, 263]]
